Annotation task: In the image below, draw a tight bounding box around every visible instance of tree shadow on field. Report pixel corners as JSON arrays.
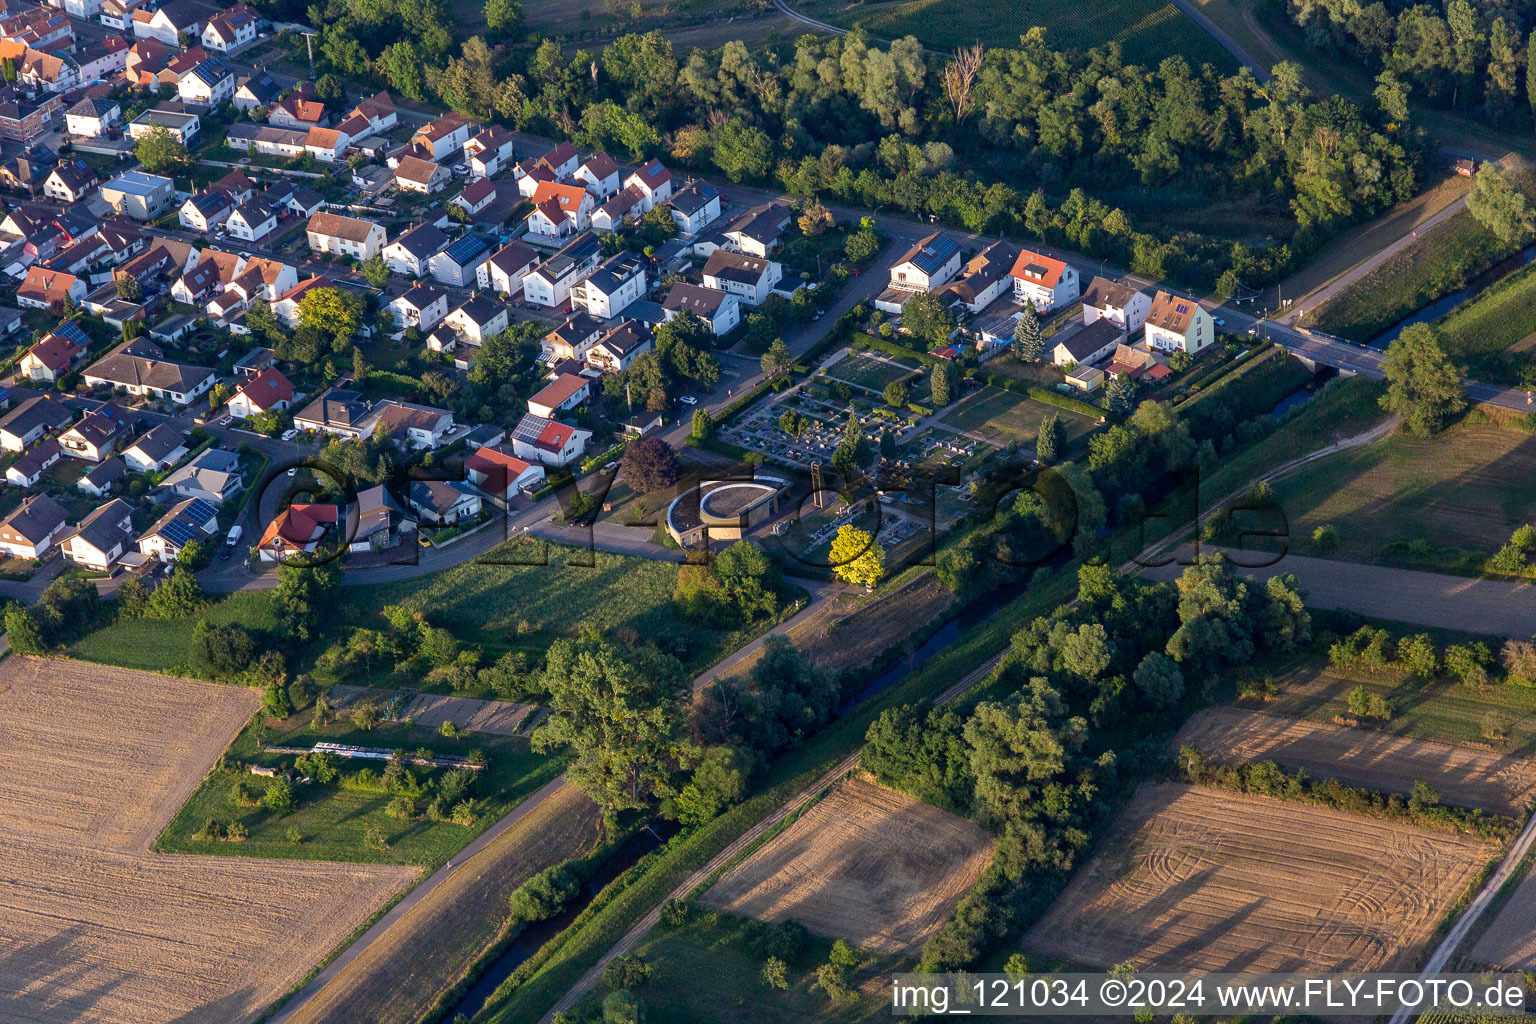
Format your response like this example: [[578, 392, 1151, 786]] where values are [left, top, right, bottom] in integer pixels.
[[165, 983, 261, 1023], [0, 925, 129, 1021]]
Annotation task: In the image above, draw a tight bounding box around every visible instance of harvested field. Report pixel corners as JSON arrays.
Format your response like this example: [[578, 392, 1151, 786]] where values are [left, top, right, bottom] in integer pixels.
[[0, 657, 416, 1024], [1026, 783, 1496, 973], [281, 783, 602, 1024], [1470, 868, 1536, 970], [328, 684, 533, 737], [1176, 708, 1536, 816], [700, 777, 992, 954]]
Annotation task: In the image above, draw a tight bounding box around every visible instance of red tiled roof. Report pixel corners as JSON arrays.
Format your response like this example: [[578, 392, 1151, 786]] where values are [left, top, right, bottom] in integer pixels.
[[233, 366, 292, 410]]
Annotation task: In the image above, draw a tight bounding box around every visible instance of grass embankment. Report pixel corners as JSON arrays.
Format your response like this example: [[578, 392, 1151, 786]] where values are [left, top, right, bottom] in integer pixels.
[[1433, 259, 1536, 379], [156, 708, 564, 867], [1255, 416, 1536, 573], [1305, 179, 1536, 343]]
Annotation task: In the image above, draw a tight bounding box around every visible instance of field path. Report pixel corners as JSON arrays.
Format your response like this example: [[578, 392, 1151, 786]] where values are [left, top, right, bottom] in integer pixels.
[[1167, 0, 1269, 79], [773, 0, 846, 35], [1387, 809, 1536, 1024]]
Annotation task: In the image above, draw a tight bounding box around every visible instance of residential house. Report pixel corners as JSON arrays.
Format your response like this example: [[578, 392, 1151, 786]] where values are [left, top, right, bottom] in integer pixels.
[[573, 152, 620, 198], [371, 400, 454, 450], [463, 125, 514, 178], [393, 155, 449, 194], [702, 251, 781, 307], [937, 241, 1021, 313], [442, 294, 508, 345], [452, 177, 497, 216], [0, 152, 54, 195], [120, 423, 187, 472], [624, 159, 672, 211], [221, 256, 296, 311], [227, 366, 292, 418], [306, 211, 385, 259], [77, 36, 131, 83], [1008, 248, 1079, 312], [527, 373, 590, 419], [1105, 342, 1172, 383], [65, 95, 120, 137], [100, 170, 175, 221], [201, 4, 258, 52], [465, 443, 545, 498], [1143, 289, 1215, 355], [522, 233, 601, 308], [58, 406, 131, 461], [132, 0, 207, 45], [269, 91, 327, 129], [225, 121, 305, 159], [60, 498, 135, 571], [586, 320, 652, 374], [347, 91, 396, 135], [722, 201, 791, 258], [408, 479, 481, 527], [428, 233, 492, 288], [511, 413, 591, 468], [1081, 276, 1151, 332], [179, 190, 234, 233], [381, 222, 448, 279], [232, 70, 280, 112], [526, 181, 594, 238], [78, 456, 127, 496], [0, 493, 69, 558], [541, 312, 605, 364], [282, 186, 326, 218], [225, 197, 277, 242], [3, 390, 79, 452], [591, 185, 645, 233], [349, 483, 411, 552], [82, 339, 215, 405], [16, 46, 78, 94], [100, 0, 150, 29], [172, 249, 243, 304], [669, 181, 721, 235], [571, 250, 645, 319], [177, 56, 234, 106], [477, 240, 539, 297], [6, 439, 61, 487], [294, 386, 374, 437], [20, 323, 89, 382], [387, 282, 448, 334], [160, 447, 243, 504], [210, 169, 256, 203], [663, 283, 740, 336], [411, 112, 470, 161], [122, 37, 170, 89], [1050, 318, 1126, 368], [138, 496, 219, 561], [890, 232, 962, 293], [0, 89, 63, 143], [17, 267, 84, 309]]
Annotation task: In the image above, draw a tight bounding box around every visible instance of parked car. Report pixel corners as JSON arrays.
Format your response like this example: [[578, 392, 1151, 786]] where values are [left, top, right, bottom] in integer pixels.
[[280, 428, 298, 441], [678, 395, 698, 406], [222, 525, 242, 560]]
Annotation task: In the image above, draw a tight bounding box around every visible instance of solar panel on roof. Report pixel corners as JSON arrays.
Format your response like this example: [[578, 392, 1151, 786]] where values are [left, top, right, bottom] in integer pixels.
[[512, 415, 547, 443], [184, 499, 218, 522], [160, 519, 202, 546], [1175, 302, 1189, 314], [54, 321, 90, 347]]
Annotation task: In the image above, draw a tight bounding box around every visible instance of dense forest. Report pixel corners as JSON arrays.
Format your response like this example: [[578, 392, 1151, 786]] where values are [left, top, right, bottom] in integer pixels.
[[270, 0, 1429, 290], [1286, 0, 1536, 125]]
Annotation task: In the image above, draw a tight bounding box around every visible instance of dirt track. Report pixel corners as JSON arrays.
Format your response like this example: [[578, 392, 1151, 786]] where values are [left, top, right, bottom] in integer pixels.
[[1026, 783, 1496, 974], [701, 777, 992, 954], [1176, 708, 1536, 816], [328, 685, 532, 737], [0, 657, 416, 1024]]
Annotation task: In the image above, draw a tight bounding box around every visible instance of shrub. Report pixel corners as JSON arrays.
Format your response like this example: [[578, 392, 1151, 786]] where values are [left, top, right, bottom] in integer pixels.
[[509, 862, 580, 924], [1311, 524, 1339, 551], [262, 777, 295, 814], [602, 953, 652, 991], [1445, 642, 1493, 688]]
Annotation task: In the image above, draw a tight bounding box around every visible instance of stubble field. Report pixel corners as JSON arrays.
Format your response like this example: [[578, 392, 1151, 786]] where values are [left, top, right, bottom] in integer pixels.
[[1175, 707, 1536, 816], [700, 777, 993, 954], [0, 657, 417, 1024], [1025, 784, 1496, 973]]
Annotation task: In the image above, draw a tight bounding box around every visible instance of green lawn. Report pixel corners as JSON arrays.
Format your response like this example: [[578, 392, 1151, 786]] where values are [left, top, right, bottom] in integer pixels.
[[801, 0, 1235, 71], [1259, 655, 1536, 755], [822, 353, 919, 393], [1433, 259, 1536, 380], [593, 910, 896, 1023], [939, 385, 1100, 447], [1258, 418, 1536, 571], [155, 704, 564, 867], [69, 542, 792, 695]]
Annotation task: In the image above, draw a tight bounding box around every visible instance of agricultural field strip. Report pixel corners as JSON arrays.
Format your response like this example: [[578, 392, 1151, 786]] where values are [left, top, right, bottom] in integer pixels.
[[1025, 783, 1497, 974], [0, 657, 416, 1024], [700, 777, 993, 954], [1175, 707, 1536, 816]]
